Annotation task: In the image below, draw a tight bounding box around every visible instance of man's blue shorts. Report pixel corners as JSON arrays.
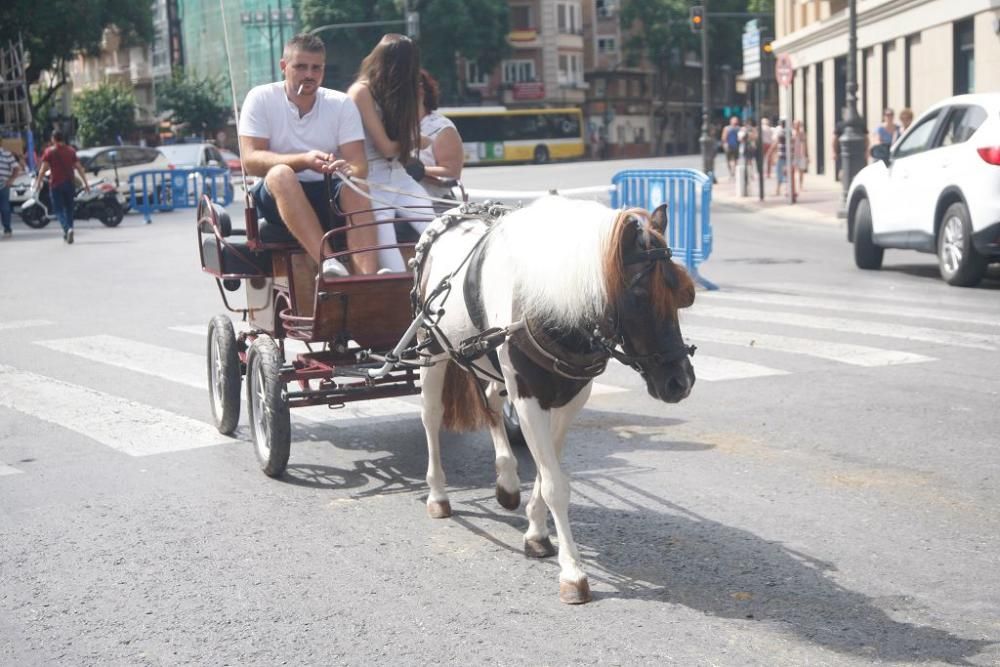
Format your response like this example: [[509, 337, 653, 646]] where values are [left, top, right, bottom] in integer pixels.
[[251, 177, 347, 249]]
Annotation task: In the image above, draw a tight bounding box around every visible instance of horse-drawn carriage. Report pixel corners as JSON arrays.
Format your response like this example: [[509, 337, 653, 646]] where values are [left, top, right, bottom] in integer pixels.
[[196, 174, 698, 603]]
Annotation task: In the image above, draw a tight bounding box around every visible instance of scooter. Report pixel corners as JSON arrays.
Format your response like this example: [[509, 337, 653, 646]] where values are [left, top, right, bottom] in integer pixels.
[[19, 178, 126, 229]]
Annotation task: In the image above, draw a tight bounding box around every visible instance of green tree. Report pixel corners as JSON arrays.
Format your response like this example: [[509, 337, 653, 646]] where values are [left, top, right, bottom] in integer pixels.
[[157, 70, 231, 138], [0, 0, 152, 131], [73, 83, 136, 147]]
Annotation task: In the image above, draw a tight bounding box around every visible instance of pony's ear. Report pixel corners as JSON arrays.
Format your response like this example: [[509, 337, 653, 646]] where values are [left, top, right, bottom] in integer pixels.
[[650, 204, 669, 235]]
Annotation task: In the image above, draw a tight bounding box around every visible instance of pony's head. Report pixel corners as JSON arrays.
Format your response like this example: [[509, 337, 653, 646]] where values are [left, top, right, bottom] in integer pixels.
[[603, 205, 696, 403]]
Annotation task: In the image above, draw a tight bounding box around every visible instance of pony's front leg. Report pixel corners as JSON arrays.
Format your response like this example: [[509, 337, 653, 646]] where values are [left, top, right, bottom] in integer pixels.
[[420, 361, 452, 518], [513, 394, 592, 604], [485, 382, 520, 510]]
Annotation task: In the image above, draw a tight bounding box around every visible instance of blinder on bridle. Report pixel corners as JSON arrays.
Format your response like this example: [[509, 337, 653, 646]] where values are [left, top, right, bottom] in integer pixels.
[[600, 217, 696, 373]]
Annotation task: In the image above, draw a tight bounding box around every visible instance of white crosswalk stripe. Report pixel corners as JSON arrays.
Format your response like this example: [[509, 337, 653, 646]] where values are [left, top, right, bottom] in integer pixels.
[[0, 462, 23, 476], [690, 354, 788, 381], [0, 364, 231, 456], [698, 290, 999, 328], [0, 319, 53, 331], [750, 281, 1000, 312], [36, 335, 205, 389], [687, 305, 999, 350], [683, 325, 933, 367]]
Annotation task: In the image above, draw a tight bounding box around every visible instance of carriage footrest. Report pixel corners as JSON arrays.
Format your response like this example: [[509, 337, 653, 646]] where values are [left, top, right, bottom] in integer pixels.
[[201, 237, 271, 277]]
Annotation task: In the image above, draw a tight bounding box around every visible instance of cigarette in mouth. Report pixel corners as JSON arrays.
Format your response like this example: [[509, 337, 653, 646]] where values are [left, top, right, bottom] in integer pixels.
[[297, 84, 304, 96]]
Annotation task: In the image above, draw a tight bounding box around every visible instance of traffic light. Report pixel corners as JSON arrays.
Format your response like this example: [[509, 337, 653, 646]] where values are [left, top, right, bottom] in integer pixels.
[[763, 41, 774, 54], [690, 6, 704, 33]]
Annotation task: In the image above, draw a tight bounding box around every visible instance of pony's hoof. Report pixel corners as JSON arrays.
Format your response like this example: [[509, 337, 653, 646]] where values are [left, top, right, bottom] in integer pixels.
[[427, 500, 452, 519], [524, 536, 556, 559], [559, 578, 592, 605], [495, 485, 521, 511]]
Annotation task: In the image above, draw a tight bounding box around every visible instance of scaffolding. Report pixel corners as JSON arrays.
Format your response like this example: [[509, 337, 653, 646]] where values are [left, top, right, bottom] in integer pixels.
[[0, 37, 33, 164]]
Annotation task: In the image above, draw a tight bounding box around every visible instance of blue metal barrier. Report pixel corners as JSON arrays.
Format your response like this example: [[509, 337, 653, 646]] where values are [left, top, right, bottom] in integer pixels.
[[129, 167, 233, 223], [611, 169, 717, 290]]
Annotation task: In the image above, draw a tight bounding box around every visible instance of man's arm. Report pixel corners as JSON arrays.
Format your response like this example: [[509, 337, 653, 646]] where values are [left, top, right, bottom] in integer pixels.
[[74, 161, 90, 192], [32, 161, 50, 190], [330, 139, 368, 180], [239, 135, 332, 178]]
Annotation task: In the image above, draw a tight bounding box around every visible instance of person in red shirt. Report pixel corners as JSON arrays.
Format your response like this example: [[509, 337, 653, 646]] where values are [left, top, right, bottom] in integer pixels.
[[33, 130, 89, 244]]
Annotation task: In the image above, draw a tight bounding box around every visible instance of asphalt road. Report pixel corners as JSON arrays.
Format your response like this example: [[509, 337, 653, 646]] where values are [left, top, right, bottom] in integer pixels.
[[1, 157, 998, 666]]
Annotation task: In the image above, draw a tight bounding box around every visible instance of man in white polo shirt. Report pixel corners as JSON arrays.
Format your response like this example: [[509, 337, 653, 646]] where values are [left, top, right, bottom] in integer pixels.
[[239, 33, 377, 277]]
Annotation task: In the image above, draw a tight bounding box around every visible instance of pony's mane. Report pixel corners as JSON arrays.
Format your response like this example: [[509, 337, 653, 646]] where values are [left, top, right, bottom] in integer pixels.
[[493, 196, 618, 328]]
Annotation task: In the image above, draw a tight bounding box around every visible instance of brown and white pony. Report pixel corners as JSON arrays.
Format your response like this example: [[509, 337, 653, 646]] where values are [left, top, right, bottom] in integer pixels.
[[417, 196, 696, 603]]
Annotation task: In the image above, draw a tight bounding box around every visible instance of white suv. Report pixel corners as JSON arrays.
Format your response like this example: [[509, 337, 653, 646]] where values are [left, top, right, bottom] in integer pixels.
[[846, 93, 1000, 286]]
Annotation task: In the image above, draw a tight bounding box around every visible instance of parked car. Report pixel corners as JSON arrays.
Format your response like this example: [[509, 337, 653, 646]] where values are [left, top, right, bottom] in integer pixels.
[[846, 93, 1000, 286], [157, 143, 227, 170], [219, 148, 242, 174], [78, 145, 168, 195]]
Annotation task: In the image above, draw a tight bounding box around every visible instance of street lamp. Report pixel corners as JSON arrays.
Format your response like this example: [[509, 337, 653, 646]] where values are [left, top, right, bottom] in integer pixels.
[[838, 0, 865, 217], [696, 1, 715, 179], [240, 5, 297, 82]]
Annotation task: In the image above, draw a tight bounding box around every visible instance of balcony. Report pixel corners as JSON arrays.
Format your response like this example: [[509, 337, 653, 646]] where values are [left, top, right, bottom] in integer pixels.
[[507, 29, 541, 49]]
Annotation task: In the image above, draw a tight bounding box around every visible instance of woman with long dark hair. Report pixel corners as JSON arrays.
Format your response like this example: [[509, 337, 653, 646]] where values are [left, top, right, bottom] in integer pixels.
[[348, 34, 431, 272]]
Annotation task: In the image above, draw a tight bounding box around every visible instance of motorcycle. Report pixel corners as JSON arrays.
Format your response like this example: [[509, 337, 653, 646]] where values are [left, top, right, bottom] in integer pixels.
[[19, 178, 127, 229]]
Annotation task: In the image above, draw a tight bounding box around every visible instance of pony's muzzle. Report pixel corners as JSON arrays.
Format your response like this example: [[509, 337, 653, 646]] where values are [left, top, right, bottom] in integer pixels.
[[645, 358, 695, 403]]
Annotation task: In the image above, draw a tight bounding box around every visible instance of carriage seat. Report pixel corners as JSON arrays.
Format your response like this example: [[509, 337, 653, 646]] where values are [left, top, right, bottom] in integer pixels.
[[200, 199, 299, 278]]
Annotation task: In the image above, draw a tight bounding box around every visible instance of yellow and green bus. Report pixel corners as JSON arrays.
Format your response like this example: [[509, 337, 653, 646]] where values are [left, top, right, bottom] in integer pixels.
[[438, 106, 585, 165]]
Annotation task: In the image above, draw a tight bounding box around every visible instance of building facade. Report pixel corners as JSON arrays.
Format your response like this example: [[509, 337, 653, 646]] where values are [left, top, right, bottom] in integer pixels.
[[774, 0, 1000, 178]]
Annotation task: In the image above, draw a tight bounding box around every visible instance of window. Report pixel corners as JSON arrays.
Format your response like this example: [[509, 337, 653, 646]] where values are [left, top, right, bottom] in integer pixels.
[[953, 19, 974, 94], [893, 109, 942, 159], [557, 2, 580, 34], [502, 59, 536, 83], [940, 106, 987, 146], [558, 53, 582, 85], [597, 37, 616, 54], [596, 0, 617, 18], [881, 41, 892, 113], [465, 61, 489, 87], [593, 77, 606, 97], [510, 5, 532, 30]]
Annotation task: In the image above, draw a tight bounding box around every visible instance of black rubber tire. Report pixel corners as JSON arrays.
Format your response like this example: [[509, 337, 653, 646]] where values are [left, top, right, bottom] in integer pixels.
[[502, 399, 527, 448], [853, 199, 883, 270], [99, 200, 125, 227], [20, 205, 50, 229], [247, 335, 290, 478], [207, 315, 242, 435], [937, 202, 987, 287], [533, 145, 550, 164]]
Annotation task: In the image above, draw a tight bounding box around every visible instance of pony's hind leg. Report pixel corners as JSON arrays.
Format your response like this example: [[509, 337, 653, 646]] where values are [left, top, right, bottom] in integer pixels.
[[420, 361, 452, 518], [485, 382, 520, 510]]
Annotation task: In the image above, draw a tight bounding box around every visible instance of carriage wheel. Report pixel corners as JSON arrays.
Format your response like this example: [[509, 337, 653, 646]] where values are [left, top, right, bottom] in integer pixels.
[[502, 399, 527, 448], [247, 335, 291, 478], [207, 315, 242, 435]]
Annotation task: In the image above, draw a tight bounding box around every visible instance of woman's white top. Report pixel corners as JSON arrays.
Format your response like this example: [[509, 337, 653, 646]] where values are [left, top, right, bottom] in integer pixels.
[[419, 111, 457, 167]]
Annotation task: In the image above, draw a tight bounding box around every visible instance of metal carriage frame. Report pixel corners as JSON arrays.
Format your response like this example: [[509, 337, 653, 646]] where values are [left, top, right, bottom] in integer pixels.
[[196, 176, 462, 477]]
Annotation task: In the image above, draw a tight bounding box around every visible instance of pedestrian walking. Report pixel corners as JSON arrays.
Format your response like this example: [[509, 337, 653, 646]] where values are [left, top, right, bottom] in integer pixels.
[[0, 144, 22, 238], [766, 119, 789, 196], [720, 116, 740, 181], [899, 107, 914, 135], [873, 108, 900, 147], [33, 130, 89, 244], [792, 119, 809, 192], [760, 118, 774, 178]]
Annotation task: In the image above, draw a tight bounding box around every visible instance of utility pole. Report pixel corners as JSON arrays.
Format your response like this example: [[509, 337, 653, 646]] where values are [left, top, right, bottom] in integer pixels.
[[838, 0, 864, 217], [697, 1, 715, 179]]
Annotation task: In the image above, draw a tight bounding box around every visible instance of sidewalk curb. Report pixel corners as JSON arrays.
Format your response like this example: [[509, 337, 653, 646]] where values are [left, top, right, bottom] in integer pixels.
[[712, 193, 844, 226]]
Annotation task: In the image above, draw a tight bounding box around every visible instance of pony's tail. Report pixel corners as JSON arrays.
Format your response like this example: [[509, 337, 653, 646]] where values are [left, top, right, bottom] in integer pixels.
[[441, 360, 497, 432]]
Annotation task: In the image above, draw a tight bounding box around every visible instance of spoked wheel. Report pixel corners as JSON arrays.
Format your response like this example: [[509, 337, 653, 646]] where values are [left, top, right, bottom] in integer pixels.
[[207, 315, 242, 435], [502, 399, 527, 448], [247, 335, 290, 478], [937, 202, 987, 287]]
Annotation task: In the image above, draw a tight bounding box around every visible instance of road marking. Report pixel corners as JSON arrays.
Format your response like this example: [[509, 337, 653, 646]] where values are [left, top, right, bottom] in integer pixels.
[[0, 364, 231, 456], [36, 335, 205, 389], [683, 325, 934, 367], [0, 319, 53, 331], [0, 462, 23, 476], [688, 306, 1000, 350], [698, 291, 998, 328], [691, 354, 788, 381], [750, 282, 1000, 314]]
